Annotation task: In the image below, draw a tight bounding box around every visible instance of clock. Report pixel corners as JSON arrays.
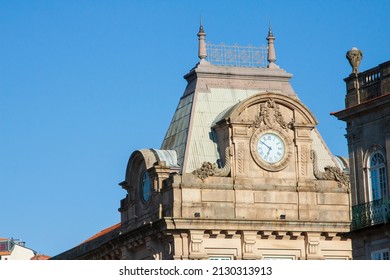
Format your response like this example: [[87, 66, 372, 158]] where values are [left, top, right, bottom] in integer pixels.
[[140, 170, 151, 203], [250, 128, 291, 171], [257, 132, 285, 163]]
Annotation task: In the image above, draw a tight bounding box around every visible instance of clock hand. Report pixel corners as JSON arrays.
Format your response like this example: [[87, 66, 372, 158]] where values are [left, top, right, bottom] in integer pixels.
[[260, 141, 271, 151]]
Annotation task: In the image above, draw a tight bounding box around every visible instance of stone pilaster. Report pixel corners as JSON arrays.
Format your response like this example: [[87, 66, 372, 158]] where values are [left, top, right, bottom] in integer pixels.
[[346, 127, 364, 205], [385, 116, 390, 190], [292, 124, 315, 186]]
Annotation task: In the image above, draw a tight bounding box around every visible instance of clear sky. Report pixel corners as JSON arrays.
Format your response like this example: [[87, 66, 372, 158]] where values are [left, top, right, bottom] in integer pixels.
[[1, 0, 389, 257]]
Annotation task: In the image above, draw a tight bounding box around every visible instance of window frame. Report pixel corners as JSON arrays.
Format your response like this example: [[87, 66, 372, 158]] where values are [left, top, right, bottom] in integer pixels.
[[366, 148, 388, 201], [371, 249, 390, 260]]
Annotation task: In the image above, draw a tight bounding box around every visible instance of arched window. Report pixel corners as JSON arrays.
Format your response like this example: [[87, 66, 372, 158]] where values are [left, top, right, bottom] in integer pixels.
[[368, 151, 388, 201]]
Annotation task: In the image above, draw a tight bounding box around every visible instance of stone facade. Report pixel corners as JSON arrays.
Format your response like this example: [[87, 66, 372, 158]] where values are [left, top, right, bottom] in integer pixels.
[[52, 26, 352, 260], [333, 50, 390, 260]]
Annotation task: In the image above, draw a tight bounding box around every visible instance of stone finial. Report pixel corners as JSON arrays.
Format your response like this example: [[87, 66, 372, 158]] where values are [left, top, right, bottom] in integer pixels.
[[346, 47, 363, 74], [197, 22, 207, 62], [266, 25, 277, 68]]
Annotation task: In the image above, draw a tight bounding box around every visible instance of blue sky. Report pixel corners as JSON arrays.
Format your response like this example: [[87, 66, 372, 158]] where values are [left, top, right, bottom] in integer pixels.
[[1, 0, 389, 257]]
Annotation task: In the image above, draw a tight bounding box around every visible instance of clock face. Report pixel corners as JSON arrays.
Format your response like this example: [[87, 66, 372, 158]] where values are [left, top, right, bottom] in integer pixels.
[[257, 132, 286, 163], [141, 171, 151, 203]]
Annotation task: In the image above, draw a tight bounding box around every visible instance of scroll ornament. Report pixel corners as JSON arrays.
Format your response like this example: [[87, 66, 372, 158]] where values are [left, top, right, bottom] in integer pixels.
[[311, 150, 350, 187], [192, 147, 231, 182]]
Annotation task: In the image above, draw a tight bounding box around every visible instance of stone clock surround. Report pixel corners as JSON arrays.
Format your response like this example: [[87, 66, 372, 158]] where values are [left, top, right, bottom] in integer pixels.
[[213, 92, 317, 187]]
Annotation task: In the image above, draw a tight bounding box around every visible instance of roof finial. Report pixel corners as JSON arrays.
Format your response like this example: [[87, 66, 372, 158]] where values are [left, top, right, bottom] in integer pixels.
[[267, 23, 277, 69], [197, 19, 207, 62], [346, 47, 363, 75], [268, 20, 273, 36]]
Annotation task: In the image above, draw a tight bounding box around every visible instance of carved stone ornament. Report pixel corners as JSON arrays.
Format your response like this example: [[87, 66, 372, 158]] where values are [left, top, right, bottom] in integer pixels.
[[311, 150, 350, 187], [250, 98, 291, 130], [346, 47, 363, 74], [192, 147, 231, 181]]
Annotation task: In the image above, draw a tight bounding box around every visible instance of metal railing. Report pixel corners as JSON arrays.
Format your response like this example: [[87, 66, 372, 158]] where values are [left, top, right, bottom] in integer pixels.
[[207, 43, 267, 68], [351, 198, 390, 230]]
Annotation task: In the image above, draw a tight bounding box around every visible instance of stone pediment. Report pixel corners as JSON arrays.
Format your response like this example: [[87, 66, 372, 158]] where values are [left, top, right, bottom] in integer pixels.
[[223, 92, 317, 127]]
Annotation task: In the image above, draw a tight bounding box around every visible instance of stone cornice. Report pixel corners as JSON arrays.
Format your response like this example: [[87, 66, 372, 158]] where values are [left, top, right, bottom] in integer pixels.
[[184, 63, 293, 83], [332, 92, 390, 121], [165, 218, 351, 233]]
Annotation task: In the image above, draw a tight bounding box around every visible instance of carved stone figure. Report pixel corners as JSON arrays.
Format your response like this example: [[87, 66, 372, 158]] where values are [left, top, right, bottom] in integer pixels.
[[251, 98, 287, 129]]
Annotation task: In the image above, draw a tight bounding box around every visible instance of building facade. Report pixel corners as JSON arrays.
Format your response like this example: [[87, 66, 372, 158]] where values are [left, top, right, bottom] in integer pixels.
[[0, 238, 36, 260], [333, 49, 390, 260], [53, 26, 352, 260]]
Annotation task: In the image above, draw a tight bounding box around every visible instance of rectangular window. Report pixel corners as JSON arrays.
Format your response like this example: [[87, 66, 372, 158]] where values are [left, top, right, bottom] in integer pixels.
[[371, 249, 390, 260], [0, 242, 7, 251], [371, 170, 380, 200], [208, 256, 232, 260], [263, 256, 295, 260]]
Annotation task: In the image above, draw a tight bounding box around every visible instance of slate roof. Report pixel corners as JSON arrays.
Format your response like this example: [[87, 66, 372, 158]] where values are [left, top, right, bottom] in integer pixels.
[[161, 63, 338, 173]]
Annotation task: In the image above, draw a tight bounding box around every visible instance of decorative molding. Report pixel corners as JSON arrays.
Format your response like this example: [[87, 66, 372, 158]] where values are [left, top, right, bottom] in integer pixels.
[[189, 231, 206, 259], [234, 127, 248, 136], [235, 142, 244, 175], [192, 147, 231, 181], [307, 237, 320, 256], [250, 98, 291, 130], [300, 145, 308, 176]]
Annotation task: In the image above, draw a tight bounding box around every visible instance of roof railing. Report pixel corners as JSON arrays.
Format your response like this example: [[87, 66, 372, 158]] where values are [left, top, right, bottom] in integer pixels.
[[206, 43, 267, 68]]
